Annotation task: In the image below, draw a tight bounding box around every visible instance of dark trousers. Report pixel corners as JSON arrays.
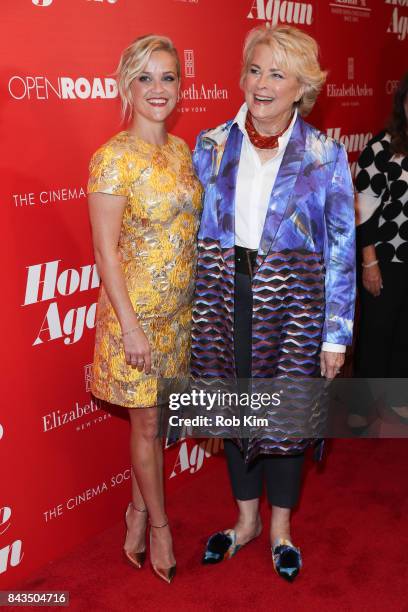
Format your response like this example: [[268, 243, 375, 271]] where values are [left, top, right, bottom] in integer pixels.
[[223, 272, 304, 509], [354, 263, 408, 378], [353, 263, 408, 408]]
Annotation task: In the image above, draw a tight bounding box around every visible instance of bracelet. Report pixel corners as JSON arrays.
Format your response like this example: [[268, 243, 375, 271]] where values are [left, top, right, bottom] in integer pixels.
[[121, 326, 139, 338], [362, 259, 379, 268]]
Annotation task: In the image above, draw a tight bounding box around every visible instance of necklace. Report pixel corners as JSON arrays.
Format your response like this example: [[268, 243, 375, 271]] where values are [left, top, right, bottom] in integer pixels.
[[245, 111, 292, 150]]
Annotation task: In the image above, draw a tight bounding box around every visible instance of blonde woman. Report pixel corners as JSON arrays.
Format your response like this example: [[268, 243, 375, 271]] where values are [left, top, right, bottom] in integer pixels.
[[192, 25, 355, 580], [87, 35, 202, 583]]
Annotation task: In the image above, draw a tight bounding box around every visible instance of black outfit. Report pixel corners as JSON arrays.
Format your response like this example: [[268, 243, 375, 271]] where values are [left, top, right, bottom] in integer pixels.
[[354, 131, 408, 405], [355, 263, 408, 379], [223, 264, 304, 509]]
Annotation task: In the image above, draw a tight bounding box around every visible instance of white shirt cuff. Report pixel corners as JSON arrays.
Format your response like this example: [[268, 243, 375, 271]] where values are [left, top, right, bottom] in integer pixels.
[[321, 342, 346, 353]]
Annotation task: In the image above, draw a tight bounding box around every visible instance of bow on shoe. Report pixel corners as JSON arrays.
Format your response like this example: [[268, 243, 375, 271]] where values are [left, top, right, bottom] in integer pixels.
[[272, 538, 302, 582], [202, 530, 241, 564]]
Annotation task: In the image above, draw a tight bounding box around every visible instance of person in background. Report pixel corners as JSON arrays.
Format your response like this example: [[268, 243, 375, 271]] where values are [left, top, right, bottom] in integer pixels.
[[191, 25, 355, 581], [354, 72, 408, 423], [87, 35, 201, 583]]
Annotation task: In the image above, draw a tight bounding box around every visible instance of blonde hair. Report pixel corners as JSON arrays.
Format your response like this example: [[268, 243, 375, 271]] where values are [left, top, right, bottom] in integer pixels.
[[240, 25, 327, 116], [116, 34, 181, 122]]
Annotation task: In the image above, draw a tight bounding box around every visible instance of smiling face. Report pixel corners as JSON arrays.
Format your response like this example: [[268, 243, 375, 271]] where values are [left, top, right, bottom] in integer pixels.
[[130, 50, 179, 127], [243, 43, 304, 134]]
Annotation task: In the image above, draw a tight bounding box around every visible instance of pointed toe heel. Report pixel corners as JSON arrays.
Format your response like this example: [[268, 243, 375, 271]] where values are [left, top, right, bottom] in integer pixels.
[[123, 548, 146, 569], [149, 519, 176, 584], [151, 562, 176, 584], [123, 502, 147, 569]]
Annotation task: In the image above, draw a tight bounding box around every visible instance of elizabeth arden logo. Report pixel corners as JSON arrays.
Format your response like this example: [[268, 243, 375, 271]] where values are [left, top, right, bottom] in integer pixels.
[[41, 396, 111, 435], [327, 60, 373, 103], [247, 0, 313, 26], [42, 398, 100, 433], [8, 76, 118, 101], [178, 84, 228, 101], [184, 50, 195, 78], [84, 364, 93, 392], [177, 79, 229, 115], [385, 0, 408, 41], [326, 82, 373, 97], [178, 48, 228, 112]]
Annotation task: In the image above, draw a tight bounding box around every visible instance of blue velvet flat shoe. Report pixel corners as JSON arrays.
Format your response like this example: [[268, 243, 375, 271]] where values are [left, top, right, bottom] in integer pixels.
[[272, 538, 302, 582], [202, 529, 242, 564]]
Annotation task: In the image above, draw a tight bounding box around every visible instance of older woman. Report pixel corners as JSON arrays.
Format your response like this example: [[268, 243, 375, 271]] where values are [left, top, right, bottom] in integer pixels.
[[87, 35, 201, 583], [192, 25, 355, 580]]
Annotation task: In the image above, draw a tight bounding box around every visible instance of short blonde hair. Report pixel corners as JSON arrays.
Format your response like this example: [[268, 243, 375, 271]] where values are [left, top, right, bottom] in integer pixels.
[[240, 25, 327, 116], [116, 34, 181, 122]]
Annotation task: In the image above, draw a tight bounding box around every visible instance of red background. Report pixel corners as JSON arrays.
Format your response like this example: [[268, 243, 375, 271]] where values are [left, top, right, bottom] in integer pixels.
[[1, 0, 406, 587]]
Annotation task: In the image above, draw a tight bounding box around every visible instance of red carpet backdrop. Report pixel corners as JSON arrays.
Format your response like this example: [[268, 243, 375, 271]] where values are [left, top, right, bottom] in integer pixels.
[[0, 0, 406, 588]]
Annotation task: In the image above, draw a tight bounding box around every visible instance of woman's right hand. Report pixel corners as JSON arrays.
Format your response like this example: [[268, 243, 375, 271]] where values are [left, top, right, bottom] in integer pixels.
[[362, 263, 382, 297], [122, 326, 152, 374]]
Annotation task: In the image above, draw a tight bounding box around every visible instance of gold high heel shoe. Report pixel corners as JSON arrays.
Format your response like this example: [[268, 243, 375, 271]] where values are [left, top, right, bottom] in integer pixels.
[[123, 502, 147, 569], [149, 520, 176, 584]]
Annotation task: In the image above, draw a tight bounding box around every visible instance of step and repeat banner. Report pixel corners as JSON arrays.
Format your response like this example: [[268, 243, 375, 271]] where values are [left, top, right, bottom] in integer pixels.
[[1, 0, 406, 587]]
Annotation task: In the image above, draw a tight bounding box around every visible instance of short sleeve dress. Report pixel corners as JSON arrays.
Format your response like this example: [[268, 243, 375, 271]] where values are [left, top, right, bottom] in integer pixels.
[[87, 131, 202, 408]]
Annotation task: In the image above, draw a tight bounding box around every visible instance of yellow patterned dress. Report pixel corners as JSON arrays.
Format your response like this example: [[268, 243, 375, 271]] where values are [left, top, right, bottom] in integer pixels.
[[87, 131, 202, 408]]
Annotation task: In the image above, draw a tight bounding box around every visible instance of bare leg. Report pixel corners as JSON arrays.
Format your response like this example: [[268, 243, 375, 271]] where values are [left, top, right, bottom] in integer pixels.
[[128, 406, 175, 568], [270, 506, 291, 544], [154, 436, 164, 508], [233, 498, 262, 545], [123, 468, 147, 555], [131, 466, 146, 509]]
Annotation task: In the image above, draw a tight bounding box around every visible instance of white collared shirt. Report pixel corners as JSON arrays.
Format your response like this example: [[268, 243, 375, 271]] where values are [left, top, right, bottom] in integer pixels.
[[233, 103, 345, 355], [234, 102, 296, 250]]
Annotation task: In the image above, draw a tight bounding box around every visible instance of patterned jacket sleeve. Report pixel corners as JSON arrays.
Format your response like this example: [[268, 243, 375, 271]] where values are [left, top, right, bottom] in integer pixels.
[[322, 143, 356, 346], [354, 132, 387, 248], [192, 130, 214, 187]]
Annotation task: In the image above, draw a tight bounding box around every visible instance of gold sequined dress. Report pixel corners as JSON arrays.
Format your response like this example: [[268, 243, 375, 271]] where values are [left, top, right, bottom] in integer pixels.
[[87, 131, 202, 408]]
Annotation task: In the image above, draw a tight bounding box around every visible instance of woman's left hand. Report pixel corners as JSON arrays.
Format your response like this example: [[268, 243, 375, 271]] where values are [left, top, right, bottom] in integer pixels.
[[320, 351, 345, 379]]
